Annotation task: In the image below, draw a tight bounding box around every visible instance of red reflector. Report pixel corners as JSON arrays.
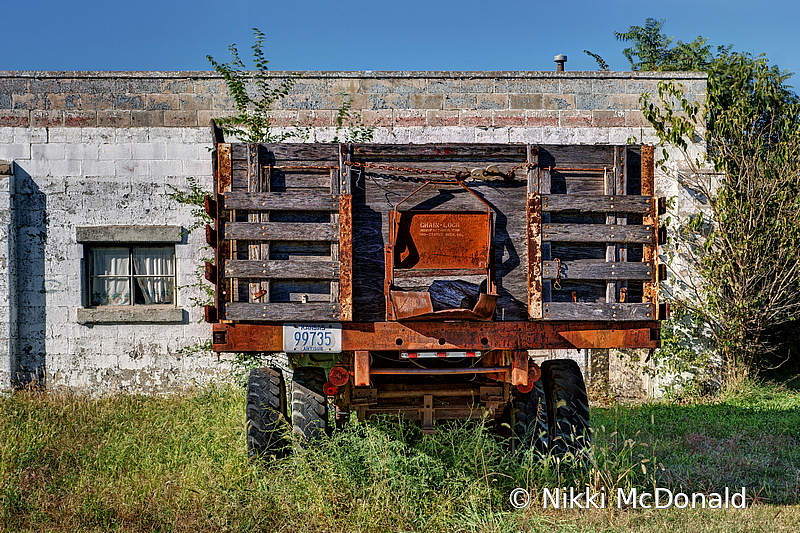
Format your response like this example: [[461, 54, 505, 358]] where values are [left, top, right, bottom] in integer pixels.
[[466, 351, 475, 357], [437, 352, 447, 358], [407, 352, 418, 359]]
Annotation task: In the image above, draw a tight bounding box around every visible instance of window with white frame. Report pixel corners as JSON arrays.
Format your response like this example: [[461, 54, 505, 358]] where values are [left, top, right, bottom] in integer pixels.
[[87, 246, 176, 306]]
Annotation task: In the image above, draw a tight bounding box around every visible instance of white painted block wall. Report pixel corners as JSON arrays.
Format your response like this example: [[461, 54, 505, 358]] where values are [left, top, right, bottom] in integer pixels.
[[0, 123, 691, 393]]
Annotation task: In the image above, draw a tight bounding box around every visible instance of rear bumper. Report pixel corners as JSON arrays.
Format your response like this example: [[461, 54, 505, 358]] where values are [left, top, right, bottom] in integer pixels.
[[212, 320, 660, 352]]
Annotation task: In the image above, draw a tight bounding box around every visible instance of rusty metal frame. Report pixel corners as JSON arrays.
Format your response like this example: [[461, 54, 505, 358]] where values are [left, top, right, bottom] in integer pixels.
[[212, 320, 660, 353]]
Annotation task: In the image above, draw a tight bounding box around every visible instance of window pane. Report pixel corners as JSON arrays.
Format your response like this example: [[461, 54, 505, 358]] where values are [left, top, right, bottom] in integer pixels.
[[92, 277, 131, 306], [133, 247, 175, 304], [91, 248, 131, 305]]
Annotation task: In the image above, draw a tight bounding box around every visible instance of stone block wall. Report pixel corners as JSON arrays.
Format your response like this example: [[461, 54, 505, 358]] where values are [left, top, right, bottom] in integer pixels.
[[0, 70, 707, 394]]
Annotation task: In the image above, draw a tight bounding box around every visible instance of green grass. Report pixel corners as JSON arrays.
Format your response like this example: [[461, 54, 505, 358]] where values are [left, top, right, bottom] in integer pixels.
[[1, 383, 799, 532]]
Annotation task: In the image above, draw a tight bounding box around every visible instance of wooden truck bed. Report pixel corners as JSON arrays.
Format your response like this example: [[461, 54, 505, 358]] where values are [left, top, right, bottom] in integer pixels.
[[208, 142, 664, 352]]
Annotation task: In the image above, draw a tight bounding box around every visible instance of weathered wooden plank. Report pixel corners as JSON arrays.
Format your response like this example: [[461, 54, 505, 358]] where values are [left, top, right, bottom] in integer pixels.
[[225, 260, 339, 279], [616, 146, 629, 302], [223, 191, 338, 211], [538, 145, 616, 168], [231, 143, 248, 159], [542, 260, 654, 280], [549, 280, 607, 303], [217, 144, 232, 194], [231, 167, 248, 190], [223, 302, 338, 321], [605, 155, 617, 304], [540, 167, 552, 306], [543, 224, 654, 243], [393, 268, 488, 279], [542, 195, 652, 213], [224, 222, 338, 241], [259, 144, 340, 161], [270, 173, 333, 190], [542, 303, 655, 321], [351, 143, 527, 160]]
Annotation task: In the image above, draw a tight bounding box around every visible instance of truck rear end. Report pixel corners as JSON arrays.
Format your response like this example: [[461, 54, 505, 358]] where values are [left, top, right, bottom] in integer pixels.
[[205, 133, 664, 457]]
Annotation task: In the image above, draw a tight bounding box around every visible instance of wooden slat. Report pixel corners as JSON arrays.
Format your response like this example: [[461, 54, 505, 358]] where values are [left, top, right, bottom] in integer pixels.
[[543, 303, 655, 321], [616, 146, 629, 302], [224, 302, 339, 321], [225, 260, 339, 279], [231, 143, 248, 159], [260, 144, 341, 161], [393, 268, 489, 279], [542, 224, 654, 243], [247, 142, 268, 304], [542, 195, 652, 213], [224, 222, 338, 241], [542, 260, 653, 280], [605, 160, 616, 304], [538, 145, 618, 168], [223, 191, 338, 211], [541, 167, 552, 307], [351, 143, 527, 160], [330, 167, 341, 307]]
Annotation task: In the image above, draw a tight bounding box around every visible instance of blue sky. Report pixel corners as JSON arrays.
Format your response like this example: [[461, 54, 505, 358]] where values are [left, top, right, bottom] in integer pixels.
[[5, 0, 799, 87]]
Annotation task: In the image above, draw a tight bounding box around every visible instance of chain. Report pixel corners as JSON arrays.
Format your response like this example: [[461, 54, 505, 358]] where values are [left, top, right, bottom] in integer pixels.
[[553, 257, 562, 291]]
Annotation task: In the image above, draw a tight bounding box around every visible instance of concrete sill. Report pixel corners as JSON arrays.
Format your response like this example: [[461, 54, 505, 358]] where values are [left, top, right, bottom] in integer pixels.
[[77, 306, 185, 324]]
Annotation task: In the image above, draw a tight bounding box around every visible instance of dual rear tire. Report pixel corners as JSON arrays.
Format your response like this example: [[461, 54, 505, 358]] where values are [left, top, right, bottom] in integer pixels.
[[246, 366, 329, 460]]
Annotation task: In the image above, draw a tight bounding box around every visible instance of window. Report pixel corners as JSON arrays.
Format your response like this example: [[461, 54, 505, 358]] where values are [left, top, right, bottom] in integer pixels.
[[76, 225, 185, 324], [88, 246, 176, 306]]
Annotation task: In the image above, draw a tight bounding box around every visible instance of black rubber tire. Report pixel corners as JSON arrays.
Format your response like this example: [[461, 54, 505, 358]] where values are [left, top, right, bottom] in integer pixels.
[[541, 359, 591, 457], [246, 367, 288, 460], [509, 378, 549, 455], [291, 367, 330, 442]]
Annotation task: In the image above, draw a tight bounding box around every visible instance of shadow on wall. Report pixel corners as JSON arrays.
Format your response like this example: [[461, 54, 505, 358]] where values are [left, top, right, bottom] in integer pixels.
[[10, 164, 46, 389]]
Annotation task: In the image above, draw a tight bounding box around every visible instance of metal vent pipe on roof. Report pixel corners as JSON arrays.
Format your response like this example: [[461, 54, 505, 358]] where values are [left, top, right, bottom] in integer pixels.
[[554, 54, 567, 71]]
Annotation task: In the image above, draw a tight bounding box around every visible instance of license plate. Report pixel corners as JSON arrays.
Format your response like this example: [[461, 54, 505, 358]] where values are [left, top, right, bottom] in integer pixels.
[[283, 323, 342, 353]]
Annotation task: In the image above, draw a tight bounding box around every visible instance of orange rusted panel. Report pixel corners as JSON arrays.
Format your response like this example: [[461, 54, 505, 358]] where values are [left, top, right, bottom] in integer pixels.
[[354, 351, 370, 387], [527, 193, 542, 319], [392, 211, 490, 270], [217, 143, 231, 194], [338, 194, 353, 321], [390, 291, 434, 319]]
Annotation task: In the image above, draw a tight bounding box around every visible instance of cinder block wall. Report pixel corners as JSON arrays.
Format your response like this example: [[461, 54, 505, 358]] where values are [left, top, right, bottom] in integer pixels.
[[0, 70, 706, 394]]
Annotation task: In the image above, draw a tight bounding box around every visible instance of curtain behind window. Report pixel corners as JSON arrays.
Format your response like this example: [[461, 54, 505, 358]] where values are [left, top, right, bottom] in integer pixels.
[[91, 248, 131, 305], [133, 247, 175, 304]]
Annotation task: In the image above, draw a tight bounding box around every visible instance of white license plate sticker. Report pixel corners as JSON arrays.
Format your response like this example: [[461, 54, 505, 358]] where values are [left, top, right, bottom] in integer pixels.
[[283, 323, 342, 353]]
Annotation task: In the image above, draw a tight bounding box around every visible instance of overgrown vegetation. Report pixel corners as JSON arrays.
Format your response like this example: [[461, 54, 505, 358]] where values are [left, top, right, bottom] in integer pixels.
[[207, 28, 373, 144], [206, 28, 300, 143], [597, 19, 800, 387], [2, 384, 799, 532]]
